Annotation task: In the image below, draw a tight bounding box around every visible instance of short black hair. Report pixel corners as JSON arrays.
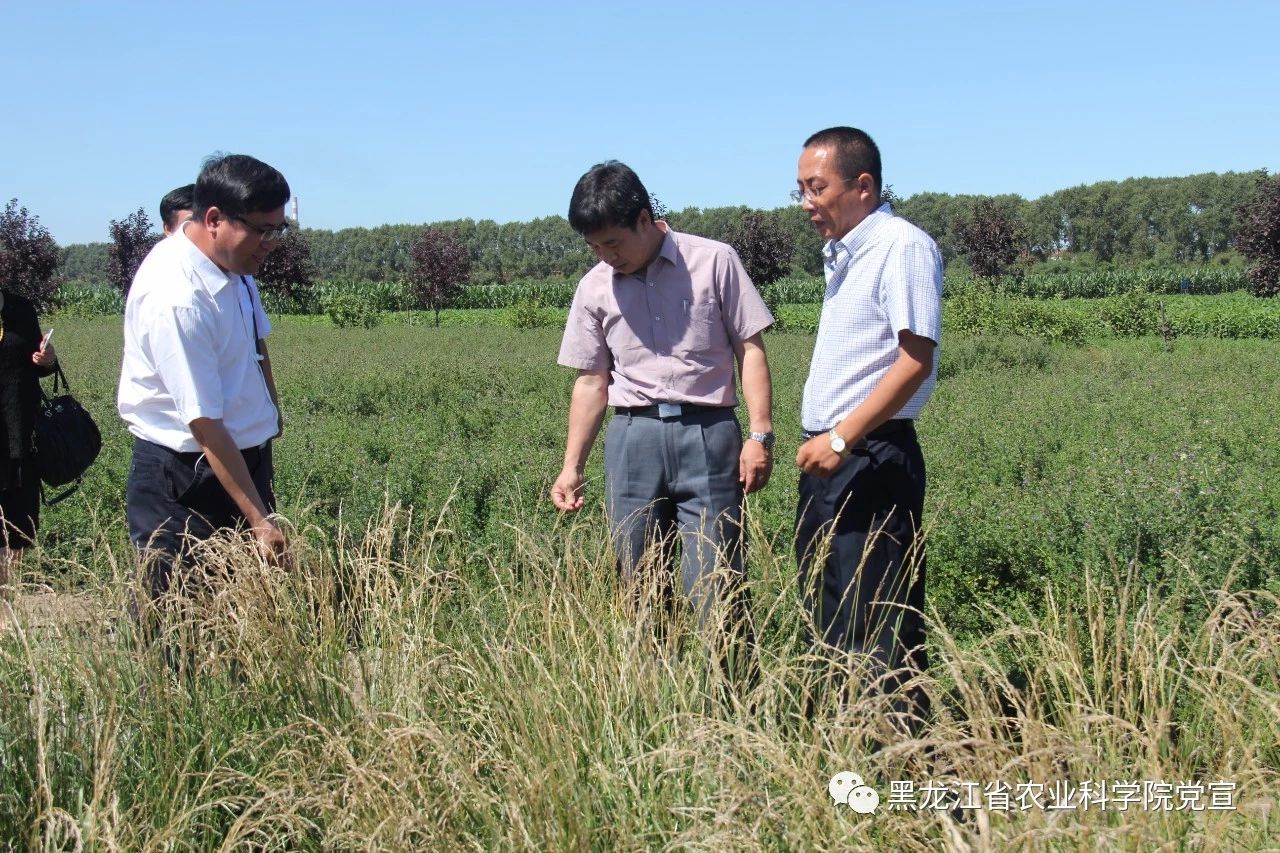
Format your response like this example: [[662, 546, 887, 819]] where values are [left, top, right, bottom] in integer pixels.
[[803, 127, 882, 196], [192, 153, 290, 220], [159, 184, 194, 231], [568, 160, 653, 235]]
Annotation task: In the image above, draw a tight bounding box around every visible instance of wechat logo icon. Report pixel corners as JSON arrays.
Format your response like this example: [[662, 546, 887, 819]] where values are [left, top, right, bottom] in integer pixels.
[[829, 771, 880, 815]]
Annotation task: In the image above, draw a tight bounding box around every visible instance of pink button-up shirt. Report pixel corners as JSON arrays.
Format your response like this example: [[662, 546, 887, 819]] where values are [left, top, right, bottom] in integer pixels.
[[558, 225, 774, 407]]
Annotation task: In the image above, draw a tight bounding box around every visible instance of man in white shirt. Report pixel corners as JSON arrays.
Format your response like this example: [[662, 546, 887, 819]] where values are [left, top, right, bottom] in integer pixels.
[[792, 127, 943, 728], [120, 154, 290, 601], [157, 181, 282, 427]]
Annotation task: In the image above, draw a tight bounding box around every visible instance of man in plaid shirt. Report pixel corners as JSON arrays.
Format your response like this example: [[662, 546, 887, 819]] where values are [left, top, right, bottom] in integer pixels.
[[792, 127, 943, 729]]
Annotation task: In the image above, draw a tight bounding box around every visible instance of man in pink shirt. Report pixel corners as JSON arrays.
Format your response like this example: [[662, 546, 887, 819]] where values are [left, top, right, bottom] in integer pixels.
[[552, 161, 775, 675]]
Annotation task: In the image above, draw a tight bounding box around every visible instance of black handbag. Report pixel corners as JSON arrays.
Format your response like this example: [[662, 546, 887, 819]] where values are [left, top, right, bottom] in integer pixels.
[[35, 364, 102, 505]]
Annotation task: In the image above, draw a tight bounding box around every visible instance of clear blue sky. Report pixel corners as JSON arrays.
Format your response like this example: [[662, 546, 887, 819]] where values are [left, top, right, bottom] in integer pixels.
[[3, 1, 1277, 245]]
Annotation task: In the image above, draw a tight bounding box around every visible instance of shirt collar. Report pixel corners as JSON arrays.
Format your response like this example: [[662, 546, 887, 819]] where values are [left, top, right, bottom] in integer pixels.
[[178, 220, 237, 295], [655, 222, 678, 267], [824, 202, 893, 265]]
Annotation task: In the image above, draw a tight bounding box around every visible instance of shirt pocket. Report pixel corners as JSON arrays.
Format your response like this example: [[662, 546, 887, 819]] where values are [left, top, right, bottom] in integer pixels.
[[676, 300, 722, 353]]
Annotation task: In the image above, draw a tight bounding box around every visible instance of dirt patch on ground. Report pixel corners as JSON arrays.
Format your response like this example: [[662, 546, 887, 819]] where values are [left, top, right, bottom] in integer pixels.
[[0, 592, 102, 635]]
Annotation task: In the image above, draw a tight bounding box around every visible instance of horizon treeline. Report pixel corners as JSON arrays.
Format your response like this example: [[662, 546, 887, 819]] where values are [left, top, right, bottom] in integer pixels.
[[58, 170, 1263, 285]]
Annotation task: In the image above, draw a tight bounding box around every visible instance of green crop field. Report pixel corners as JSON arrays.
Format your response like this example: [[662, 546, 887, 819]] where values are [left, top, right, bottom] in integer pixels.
[[1, 314, 1277, 848]]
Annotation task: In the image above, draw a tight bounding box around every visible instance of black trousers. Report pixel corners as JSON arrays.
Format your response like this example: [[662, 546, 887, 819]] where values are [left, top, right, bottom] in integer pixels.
[[0, 463, 39, 550], [794, 420, 928, 720], [126, 437, 275, 600]]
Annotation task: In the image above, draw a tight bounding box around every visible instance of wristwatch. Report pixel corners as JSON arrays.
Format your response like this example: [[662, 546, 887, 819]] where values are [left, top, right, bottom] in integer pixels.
[[828, 429, 851, 458], [748, 430, 775, 451]]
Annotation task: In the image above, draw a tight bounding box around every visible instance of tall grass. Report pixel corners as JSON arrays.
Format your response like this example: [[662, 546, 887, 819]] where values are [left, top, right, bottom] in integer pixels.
[[2, 498, 1275, 849]]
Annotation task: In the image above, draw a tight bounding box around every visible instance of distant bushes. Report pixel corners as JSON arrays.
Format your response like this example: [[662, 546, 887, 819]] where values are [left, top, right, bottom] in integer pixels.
[[51, 271, 1279, 342], [1001, 264, 1246, 298]]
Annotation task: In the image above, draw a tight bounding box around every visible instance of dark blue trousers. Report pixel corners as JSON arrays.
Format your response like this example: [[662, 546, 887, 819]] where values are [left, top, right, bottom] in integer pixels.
[[126, 437, 275, 600], [795, 420, 928, 721]]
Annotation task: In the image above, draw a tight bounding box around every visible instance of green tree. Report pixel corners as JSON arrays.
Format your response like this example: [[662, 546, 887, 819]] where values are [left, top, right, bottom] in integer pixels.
[[771, 204, 825, 275], [59, 242, 110, 284]]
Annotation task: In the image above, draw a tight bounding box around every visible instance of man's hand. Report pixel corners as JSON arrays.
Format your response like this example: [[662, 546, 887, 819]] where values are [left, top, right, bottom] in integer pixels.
[[796, 434, 846, 478], [551, 467, 586, 512], [739, 439, 773, 494], [252, 516, 288, 564]]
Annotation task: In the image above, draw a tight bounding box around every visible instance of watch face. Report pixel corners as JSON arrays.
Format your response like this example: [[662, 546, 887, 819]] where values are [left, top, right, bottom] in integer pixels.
[[829, 433, 846, 453]]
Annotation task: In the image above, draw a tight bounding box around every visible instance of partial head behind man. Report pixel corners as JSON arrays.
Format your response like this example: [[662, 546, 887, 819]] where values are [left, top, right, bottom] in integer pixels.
[[568, 160, 663, 276], [797, 126, 883, 241], [159, 184, 195, 236]]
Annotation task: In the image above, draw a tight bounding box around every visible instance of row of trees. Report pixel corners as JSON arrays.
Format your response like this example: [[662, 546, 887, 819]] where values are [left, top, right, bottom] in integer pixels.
[[60, 170, 1265, 286], [902, 172, 1261, 266], [23, 169, 1280, 306]]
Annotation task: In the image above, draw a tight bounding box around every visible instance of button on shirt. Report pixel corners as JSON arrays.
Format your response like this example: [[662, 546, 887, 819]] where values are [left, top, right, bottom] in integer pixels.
[[558, 225, 774, 407], [117, 225, 278, 452], [801, 204, 943, 432]]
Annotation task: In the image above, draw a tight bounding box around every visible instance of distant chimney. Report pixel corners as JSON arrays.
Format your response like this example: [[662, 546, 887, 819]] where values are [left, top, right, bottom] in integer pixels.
[[292, 196, 299, 226]]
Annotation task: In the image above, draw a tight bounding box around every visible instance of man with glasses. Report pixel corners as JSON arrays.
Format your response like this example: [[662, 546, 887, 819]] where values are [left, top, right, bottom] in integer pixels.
[[158, 181, 282, 433], [552, 161, 775, 684], [120, 154, 291, 605], [791, 127, 942, 729]]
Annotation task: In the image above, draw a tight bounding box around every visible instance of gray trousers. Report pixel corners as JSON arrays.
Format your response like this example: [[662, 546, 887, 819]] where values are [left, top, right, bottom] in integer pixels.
[[603, 407, 746, 630]]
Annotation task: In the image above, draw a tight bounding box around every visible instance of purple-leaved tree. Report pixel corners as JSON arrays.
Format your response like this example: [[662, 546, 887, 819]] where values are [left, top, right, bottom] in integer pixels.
[[409, 228, 472, 326], [729, 211, 795, 288], [1235, 171, 1280, 298], [108, 208, 160, 296], [728, 211, 795, 328], [0, 199, 61, 309], [956, 198, 1026, 281], [256, 228, 317, 307]]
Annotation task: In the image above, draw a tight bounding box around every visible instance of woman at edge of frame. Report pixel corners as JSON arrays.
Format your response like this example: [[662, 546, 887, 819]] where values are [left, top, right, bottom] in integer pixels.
[[0, 289, 58, 599]]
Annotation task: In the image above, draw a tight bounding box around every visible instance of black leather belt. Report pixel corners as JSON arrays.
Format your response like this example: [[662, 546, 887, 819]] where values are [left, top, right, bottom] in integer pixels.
[[802, 419, 914, 441], [615, 402, 732, 419], [139, 436, 269, 466]]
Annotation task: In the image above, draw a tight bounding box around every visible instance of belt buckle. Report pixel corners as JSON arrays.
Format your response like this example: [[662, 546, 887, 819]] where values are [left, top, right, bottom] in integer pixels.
[[657, 402, 683, 418]]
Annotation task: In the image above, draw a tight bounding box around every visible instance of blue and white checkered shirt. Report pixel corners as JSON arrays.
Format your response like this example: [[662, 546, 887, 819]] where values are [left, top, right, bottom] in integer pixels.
[[801, 204, 943, 432]]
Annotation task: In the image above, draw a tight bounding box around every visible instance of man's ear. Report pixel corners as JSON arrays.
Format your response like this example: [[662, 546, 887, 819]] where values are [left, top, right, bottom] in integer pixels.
[[856, 172, 877, 201], [203, 205, 224, 233]]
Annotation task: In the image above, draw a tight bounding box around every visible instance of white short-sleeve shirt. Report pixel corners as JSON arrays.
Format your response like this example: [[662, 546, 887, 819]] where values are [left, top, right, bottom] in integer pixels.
[[117, 224, 278, 452]]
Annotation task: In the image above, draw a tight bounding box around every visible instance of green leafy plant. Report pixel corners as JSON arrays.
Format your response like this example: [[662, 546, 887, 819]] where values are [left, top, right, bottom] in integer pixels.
[[1099, 288, 1158, 336], [508, 297, 555, 329], [324, 292, 382, 328]]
